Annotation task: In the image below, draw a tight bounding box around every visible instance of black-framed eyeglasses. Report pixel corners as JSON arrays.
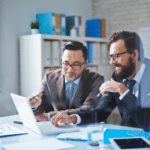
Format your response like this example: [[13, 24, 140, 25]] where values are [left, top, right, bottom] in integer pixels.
[[61, 61, 86, 70], [108, 51, 129, 61]]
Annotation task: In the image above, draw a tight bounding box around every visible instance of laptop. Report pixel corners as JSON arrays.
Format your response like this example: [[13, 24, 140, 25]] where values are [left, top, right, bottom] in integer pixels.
[[11, 93, 79, 135]]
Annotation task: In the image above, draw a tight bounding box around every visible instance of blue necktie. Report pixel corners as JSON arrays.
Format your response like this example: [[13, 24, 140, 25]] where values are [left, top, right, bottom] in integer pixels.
[[126, 79, 136, 93], [66, 82, 76, 105]]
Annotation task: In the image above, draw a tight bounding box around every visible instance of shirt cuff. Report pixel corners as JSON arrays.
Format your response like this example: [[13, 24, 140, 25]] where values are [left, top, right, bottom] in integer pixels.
[[74, 114, 81, 124], [119, 89, 130, 100], [32, 106, 38, 112], [48, 112, 51, 121]]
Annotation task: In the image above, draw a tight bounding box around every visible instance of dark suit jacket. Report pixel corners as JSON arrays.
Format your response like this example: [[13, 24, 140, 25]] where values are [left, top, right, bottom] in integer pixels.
[[34, 69, 104, 117], [79, 58, 150, 131]]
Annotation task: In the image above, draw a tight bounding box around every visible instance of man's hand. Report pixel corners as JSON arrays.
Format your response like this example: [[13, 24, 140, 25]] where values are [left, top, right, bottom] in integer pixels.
[[28, 93, 42, 108], [51, 112, 77, 127], [99, 78, 128, 96], [35, 113, 48, 121]]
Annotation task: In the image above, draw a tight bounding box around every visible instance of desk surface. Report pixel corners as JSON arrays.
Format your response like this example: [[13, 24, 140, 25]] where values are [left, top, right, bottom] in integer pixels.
[[0, 115, 144, 150]]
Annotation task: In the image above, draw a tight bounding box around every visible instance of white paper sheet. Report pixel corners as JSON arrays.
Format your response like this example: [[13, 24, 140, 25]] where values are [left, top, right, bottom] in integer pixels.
[[2, 138, 74, 150], [0, 124, 27, 137], [57, 127, 107, 141], [57, 131, 87, 140]]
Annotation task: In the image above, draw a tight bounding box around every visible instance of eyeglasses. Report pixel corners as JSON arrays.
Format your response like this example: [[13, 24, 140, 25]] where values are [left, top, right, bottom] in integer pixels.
[[108, 51, 129, 61], [61, 61, 86, 70]]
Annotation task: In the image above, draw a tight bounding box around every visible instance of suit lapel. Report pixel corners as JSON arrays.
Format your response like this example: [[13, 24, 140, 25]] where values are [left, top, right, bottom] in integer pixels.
[[139, 63, 150, 107], [69, 69, 88, 107], [56, 71, 66, 103]]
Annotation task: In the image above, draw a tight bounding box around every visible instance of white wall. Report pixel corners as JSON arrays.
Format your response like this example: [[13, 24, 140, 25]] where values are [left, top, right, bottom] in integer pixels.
[[0, 0, 93, 117]]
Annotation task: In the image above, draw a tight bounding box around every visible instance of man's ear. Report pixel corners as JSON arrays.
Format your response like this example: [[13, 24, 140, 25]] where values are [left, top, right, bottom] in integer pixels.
[[85, 59, 88, 68], [132, 49, 139, 61]]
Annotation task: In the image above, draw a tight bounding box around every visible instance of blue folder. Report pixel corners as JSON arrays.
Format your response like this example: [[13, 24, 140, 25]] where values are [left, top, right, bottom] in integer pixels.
[[61, 14, 66, 35], [86, 19, 101, 38], [87, 42, 93, 64], [104, 129, 150, 144], [36, 12, 55, 34]]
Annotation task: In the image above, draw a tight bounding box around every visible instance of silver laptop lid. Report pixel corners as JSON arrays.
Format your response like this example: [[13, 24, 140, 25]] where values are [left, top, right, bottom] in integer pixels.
[[11, 93, 41, 134]]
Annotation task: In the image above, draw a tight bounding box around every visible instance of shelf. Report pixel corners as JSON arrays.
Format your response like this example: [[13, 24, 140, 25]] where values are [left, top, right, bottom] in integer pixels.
[[20, 34, 111, 96], [21, 34, 108, 43]]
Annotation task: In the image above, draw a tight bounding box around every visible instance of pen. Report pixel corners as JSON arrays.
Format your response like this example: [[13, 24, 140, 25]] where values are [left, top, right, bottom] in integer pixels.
[[97, 92, 101, 97], [29, 93, 41, 101], [58, 138, 87, 142]]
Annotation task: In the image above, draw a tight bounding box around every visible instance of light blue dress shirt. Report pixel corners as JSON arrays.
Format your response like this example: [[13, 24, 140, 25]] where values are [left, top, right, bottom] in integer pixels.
[[65, 76, 81, 102], [47, 76, 82, 121]]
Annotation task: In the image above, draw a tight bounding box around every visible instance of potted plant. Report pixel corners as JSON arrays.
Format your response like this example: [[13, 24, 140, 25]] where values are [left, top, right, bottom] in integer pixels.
[[30, 21, 39, 34]]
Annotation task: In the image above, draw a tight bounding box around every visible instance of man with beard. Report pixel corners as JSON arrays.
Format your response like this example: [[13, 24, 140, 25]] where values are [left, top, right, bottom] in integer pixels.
[[51, 30, 150, 131], [28, 41, 104, 122]]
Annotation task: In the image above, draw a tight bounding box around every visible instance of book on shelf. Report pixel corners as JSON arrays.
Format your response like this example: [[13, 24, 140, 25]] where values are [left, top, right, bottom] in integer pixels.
[[66, 16, 83, 37], [86, 18, 101, 38], [36, 12, 55, 34], [87, 42, 93, 64], [93, 43, 101, 65], [87, 42, 101, 65], [55, 13, 61, 35], [101, 43, 108, 64], [101, 19, 106, 38], [52, 41, 60, 66], [61, 14, 66, 35], [43, 41, 52, 66]]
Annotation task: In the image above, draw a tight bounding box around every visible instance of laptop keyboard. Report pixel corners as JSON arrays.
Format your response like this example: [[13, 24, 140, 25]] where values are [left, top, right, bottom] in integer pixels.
[[37, 121, 79, 135]]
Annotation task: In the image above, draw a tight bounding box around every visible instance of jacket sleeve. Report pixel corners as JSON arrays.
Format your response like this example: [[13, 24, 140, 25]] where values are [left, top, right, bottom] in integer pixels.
[[120, 91, 150, 131], [33, 73, 54, 115], [78, 93, 116, 125]]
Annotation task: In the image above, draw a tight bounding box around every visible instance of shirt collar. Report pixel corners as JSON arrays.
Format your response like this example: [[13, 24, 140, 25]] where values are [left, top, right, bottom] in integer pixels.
[[123, 63, 145, 83], [65, 75, 82, 85], [133, 63, 145, 83]]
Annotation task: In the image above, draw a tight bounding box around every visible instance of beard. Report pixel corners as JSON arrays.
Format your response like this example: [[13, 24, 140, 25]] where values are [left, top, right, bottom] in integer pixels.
[[114, 57, 135, 80]]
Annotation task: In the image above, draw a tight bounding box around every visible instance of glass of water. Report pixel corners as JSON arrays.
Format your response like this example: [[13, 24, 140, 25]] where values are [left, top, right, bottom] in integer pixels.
[[87, 124, 104, 147]]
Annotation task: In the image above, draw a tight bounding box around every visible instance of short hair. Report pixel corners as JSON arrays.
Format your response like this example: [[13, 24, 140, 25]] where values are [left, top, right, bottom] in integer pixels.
[[62, 41, 87, 61], [107, 30, 144, 62]]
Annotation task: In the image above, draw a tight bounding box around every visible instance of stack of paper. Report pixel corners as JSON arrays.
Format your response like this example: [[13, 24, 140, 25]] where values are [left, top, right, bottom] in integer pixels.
[[0, 124, 27, 137]]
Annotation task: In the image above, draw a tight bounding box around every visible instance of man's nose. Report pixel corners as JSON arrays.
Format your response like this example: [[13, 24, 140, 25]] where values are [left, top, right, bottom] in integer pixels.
[[110, 57, 115, 65], [68, 65, 74, 71]]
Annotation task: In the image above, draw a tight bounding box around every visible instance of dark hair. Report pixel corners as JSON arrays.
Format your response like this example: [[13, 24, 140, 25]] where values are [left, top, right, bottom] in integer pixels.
[[62, 41, 87, 61], [107, 30, 144, 62]]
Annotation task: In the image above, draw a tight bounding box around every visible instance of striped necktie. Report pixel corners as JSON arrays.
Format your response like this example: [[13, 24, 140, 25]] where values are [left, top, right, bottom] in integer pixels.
[[126, 79, 136, 93]]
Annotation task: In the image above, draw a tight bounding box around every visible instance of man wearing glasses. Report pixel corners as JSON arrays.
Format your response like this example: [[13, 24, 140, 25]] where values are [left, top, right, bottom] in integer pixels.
[[28, 41, 104, 121], [51, 30, 150, 131]]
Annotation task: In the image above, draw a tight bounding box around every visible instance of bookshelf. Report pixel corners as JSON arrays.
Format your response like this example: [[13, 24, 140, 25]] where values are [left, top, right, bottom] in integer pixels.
[[20, 34, 112, 97]]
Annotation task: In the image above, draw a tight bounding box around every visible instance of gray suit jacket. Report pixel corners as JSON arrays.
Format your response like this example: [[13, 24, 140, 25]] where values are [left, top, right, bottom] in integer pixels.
[[34, 69, 104, 117], [78, 58, 150, 131]]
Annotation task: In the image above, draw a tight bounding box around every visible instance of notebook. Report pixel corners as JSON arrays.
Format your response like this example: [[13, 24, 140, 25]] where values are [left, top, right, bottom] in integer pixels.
[[11, 93, 79, 135]]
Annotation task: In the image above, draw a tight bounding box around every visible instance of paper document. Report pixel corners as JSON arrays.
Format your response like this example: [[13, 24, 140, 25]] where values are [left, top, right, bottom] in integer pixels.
[[57, 131, 87, 141], [2, 138, 75, 150], [57, 127, 107, 141], [0, 124, 27, 137]]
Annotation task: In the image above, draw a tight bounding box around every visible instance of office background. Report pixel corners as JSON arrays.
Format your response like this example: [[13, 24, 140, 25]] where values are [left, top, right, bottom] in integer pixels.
[[0, 0, 150, 123]]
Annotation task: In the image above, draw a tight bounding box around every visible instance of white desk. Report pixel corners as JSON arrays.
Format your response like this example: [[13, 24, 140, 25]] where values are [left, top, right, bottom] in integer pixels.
[[0, 115, 144, 150]]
